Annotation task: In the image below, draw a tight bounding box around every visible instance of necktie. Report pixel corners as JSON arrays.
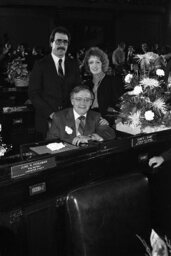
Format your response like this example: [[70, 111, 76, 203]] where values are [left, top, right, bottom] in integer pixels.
[[58, 59, 64, 77], [78, 116, 85, 135]]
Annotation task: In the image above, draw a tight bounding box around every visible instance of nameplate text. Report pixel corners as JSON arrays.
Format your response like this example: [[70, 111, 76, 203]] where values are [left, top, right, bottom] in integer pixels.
[[131, 134, 156, 148], [11, 157, 56, 179]]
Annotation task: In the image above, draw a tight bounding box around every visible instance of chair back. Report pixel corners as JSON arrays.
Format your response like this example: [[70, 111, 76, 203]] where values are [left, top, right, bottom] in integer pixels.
[[66, 173, 151, 256]]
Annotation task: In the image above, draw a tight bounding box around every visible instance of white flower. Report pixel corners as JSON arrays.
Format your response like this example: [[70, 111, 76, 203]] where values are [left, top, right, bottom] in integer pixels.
[[128, 85, 143, 95], [65, 126, 73, 134], [136, 52, 159, 64], [128, 111, 141, 127], [136, 54, 145, 61], [140, 78, 159, 89], [0, 146, 6, 157], [156, 69, 165, 77], [144, 52, 159, 62], [133, 85, 143, 95], [150, 229, 168, 256], [168, 82, 171, 88], [124, 73, 133, 83], [144, 110, 155, 121], [152, 98, 167, 114]]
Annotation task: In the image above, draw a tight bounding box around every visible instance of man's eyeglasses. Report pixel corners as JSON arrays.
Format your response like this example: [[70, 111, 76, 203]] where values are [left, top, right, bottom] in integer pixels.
[[73, 97, 93, 103], [54, 39, 69, 45]]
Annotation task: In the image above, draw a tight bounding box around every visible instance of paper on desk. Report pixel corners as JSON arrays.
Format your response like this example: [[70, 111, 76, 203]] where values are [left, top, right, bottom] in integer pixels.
[[46, 142, 65, 151], [29, 142, 77, 155], [30, 142, 65, 155]]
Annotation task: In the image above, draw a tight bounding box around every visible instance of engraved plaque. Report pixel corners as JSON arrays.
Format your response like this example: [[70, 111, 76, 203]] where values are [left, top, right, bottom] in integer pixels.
[[11, 157, 56, 179], [131, 134, 156, 148]]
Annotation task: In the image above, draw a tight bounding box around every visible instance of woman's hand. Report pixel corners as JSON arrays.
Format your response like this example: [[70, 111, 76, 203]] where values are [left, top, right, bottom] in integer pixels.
[[148, 156, 164, 168], [99, 117, 109, 126], [107, 107, 117, 113]]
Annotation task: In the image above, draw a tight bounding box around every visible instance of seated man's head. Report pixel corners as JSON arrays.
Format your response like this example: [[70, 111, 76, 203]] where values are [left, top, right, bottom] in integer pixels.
[[70, 85, 94, 116]]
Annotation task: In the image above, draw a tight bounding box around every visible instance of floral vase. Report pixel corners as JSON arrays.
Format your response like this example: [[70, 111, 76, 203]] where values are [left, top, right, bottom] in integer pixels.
[[14, 78, 29, 87]]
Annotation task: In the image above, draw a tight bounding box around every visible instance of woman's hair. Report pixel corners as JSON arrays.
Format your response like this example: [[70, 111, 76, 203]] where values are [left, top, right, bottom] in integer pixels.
[[83, 47, 109, 74]]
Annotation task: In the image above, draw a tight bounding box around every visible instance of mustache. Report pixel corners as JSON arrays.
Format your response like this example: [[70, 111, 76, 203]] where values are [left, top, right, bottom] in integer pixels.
[[57, 47, 65, 50]]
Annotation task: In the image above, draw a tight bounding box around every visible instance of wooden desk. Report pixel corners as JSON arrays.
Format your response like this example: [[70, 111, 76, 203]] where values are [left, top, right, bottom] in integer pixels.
[[0, 129, 171, 255]]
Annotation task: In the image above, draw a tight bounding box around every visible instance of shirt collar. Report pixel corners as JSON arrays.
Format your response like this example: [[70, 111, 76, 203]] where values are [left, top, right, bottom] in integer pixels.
[[73, 109, 87, 121], [51, 53, 65, 64]]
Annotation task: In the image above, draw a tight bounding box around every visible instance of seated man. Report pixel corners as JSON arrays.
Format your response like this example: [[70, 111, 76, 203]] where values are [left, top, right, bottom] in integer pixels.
[[47, 85, 116, 146]]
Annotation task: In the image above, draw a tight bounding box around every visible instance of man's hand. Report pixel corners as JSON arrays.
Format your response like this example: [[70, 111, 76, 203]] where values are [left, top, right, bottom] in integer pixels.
[[99, 117, 109, 126], [148, 156, 164, 168], [91, 133, 103, 142], [72, 135, 91, 146], [49, 112, 55, 119]]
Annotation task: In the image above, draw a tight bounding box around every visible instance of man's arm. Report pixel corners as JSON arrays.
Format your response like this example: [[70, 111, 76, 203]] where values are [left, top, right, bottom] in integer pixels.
[[28, 61, 53, 119], [46, 113, 61, 141], [46, 112, 75, 144], [161, 147, 171, 162], [95, 115, 116, 141]]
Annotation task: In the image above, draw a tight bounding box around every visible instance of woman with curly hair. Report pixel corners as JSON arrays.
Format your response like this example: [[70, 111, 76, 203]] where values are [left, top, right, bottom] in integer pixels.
[[83, 47, 121, 118]]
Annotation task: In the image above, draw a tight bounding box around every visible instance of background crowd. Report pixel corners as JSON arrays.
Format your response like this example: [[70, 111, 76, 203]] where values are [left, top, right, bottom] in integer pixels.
[[1, 33, 171, 83]]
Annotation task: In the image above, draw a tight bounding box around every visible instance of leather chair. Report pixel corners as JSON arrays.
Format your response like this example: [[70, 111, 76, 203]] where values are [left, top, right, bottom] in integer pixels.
[[66, 173, 151, 256]]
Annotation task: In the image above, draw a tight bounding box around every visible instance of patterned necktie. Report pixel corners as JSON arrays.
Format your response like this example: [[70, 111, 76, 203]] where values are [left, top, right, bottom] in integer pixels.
[[78, 116, 85, 135], [58, 59, 64, 77]]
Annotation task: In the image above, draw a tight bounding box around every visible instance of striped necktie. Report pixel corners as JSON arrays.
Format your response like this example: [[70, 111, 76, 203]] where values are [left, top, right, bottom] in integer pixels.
[[78, 116, 85, 135], [58, 59, 64, 77]]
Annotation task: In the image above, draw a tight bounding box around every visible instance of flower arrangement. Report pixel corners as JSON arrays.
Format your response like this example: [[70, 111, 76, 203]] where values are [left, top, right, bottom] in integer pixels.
[[115, 53, 171, 134], [0, 124, 12, 157], [137, 229, 171, 256], [135, 51, 167, 76], [6, 57, 29, 83]]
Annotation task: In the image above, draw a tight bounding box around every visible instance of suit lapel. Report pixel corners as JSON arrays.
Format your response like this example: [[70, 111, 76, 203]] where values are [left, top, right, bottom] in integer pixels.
[[84, 111, 95, 135], [64, 109, 96, 138], [48, 55, 60, 79], [64, 57, 71, 78], [49, 55, 65, 80], [66, 108, 76, 138]]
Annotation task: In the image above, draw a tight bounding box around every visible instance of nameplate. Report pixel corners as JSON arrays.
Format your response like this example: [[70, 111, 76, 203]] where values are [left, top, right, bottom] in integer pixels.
[[11, 157, 56, 179], [3, 106, 28, 113], [131, 134, 156, 148]]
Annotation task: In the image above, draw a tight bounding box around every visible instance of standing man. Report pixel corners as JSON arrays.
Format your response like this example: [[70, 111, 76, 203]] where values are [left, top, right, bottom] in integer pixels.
[[28, 26, 81, 139]]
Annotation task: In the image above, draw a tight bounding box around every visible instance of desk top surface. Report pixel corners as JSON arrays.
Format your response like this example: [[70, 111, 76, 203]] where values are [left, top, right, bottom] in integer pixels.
[[0, 128, 171, 181]]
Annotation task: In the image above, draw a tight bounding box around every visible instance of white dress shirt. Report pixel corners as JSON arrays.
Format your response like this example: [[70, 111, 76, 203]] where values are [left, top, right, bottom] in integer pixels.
[[73, 109, 86, 136], [51, 53, 65, 75]]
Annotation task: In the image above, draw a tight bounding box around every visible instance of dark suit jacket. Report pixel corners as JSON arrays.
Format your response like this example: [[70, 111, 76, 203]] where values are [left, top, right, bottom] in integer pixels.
[[85, 75, 123, 116], [161, 147, 171, 161], [46, 108, 116, 144], [28, 54, 81, 136]]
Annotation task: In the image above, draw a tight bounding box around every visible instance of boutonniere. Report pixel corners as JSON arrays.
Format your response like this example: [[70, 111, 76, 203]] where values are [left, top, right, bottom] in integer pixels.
[[65, 126, 73, 135]]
